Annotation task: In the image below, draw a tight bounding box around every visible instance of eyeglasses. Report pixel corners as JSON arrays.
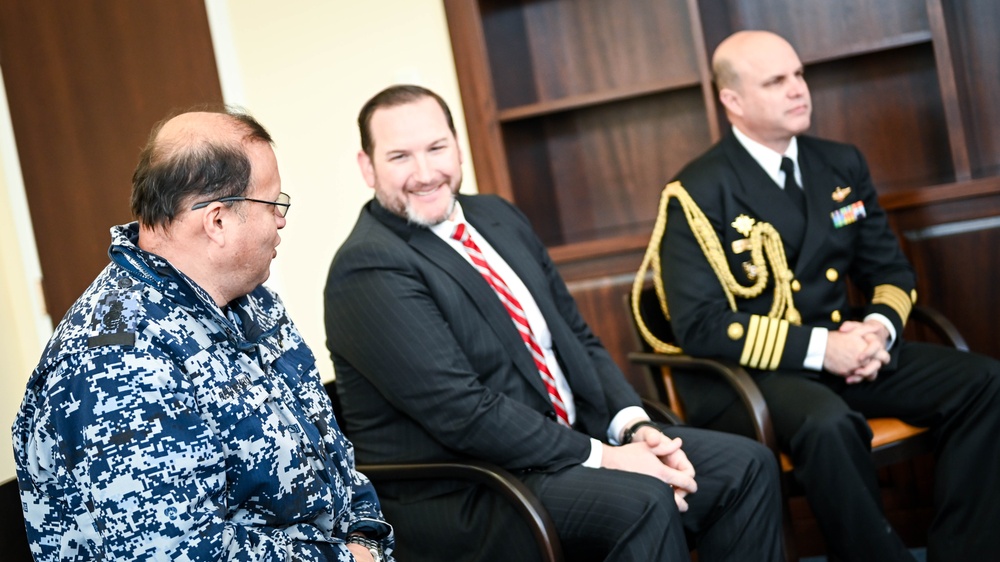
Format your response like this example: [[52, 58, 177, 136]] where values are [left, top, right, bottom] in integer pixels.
[[191, 192, 291, 217]]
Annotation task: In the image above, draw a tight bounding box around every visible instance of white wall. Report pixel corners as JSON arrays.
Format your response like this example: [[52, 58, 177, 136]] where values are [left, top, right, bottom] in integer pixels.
[[0, 1, 475, 482]]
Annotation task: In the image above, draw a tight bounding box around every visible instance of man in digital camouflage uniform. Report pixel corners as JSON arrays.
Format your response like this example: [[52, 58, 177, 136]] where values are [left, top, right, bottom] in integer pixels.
[[12, 108, 392, 561]]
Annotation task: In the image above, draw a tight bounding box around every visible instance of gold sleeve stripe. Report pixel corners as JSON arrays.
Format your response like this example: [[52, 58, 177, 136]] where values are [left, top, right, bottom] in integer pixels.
[[740, 315, 761, 366], [740, 314, 790, 370], [872, 285, 912, 324], [768, 320, 789, 370], [759, 317, 780, 370], [748, 316, 770, 368]]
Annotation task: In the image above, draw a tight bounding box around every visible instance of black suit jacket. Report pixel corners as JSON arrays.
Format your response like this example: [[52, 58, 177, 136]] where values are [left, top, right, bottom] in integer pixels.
[[324, 194, 642, 497], [659, 134, 916, 419]]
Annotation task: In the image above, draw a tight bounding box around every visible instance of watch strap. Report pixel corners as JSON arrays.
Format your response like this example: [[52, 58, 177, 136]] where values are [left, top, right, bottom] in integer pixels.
[[346, 534, 383, 562]]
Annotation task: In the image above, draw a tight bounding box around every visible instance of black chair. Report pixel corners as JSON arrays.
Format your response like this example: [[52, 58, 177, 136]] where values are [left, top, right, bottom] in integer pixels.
[[626, 286, 967, 560], [324, 381, 564, 562], [1, 477, 33, 562]]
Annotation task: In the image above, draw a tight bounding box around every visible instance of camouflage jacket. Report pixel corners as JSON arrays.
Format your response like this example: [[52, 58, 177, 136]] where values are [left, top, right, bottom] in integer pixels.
[[13, 222, 393, 561]]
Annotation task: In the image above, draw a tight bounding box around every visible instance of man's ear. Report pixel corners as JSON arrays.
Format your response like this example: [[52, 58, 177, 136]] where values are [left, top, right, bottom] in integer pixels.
[[719, 88, 743, 117], [201, 203, 228, 246], [358, 150, 376, 188]]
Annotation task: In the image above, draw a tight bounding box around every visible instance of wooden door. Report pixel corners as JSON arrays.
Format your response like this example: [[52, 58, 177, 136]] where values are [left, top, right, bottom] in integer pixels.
[[0, 0, 223, 322]]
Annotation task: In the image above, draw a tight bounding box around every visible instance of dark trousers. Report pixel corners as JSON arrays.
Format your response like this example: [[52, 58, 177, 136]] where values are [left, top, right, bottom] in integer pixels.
[[708, 341, 1000, 562], [523, 426, 783, 562], [381, 426, 783, 562]]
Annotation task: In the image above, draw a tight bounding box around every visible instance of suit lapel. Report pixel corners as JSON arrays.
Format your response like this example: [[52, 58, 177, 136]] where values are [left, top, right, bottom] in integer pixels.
[[401, 212, 551, 400]]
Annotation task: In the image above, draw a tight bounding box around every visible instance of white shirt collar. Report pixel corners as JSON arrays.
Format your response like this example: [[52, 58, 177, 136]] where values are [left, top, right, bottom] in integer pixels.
[[731, 126, 800, 188]]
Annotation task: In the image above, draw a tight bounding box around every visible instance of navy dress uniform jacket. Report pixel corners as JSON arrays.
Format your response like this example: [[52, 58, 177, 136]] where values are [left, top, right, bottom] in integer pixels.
[[662, 133, 916, 376]]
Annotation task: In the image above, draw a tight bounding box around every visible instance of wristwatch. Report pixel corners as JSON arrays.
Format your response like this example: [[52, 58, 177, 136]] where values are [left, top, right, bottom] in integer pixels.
[[622, 419, 659, 444], [347, 534, 383, 562]]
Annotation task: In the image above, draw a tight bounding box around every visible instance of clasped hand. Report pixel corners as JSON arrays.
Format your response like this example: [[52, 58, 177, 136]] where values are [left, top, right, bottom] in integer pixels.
[[824, 319, 890, 384], [602, 425, 697, 512]]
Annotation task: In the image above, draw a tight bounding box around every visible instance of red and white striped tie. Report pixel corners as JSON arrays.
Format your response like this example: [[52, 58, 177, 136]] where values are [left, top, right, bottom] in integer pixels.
[[452, 223, 571, 426]]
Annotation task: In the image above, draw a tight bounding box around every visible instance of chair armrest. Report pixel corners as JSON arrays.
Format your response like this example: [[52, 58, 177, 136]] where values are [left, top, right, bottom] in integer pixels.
[[628, 352, 779, 457], [641, 397, 683, 425], [358, 461, 562, 562], [911, 304, 969, 351]]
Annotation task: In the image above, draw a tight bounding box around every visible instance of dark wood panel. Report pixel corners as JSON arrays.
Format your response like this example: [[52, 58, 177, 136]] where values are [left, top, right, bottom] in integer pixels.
[[903, 229, 1000, 358], [943, 0, 1000, 178], [565, 272, 649, 392], [501, 119, 562, 244], [724, 0, 930, 62], [482, 0, 698, 107], [507, 90, 710, 247], [807, 44, 953, 192], [479, 0, 537, 109], [0, 0, 223, 322]]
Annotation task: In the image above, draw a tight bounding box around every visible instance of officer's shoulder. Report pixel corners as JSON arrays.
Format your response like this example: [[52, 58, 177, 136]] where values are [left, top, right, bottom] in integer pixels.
[[65, 269, 147, 351]]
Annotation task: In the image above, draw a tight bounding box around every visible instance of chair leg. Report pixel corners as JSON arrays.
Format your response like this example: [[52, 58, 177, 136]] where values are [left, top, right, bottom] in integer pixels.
[[782, 490, 799, 561]]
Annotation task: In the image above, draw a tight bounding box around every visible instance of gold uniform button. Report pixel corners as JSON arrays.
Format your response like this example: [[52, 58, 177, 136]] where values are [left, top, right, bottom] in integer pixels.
[[831, 310, 842, 323], [791, 280, 801, 292], [911, 289, 918, 304], [727, 322, 744, 341], [826, 268, 839, 282]]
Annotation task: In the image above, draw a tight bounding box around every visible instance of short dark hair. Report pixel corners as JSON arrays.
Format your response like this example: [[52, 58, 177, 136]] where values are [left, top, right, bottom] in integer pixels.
[[357, 84, 456, 157], [130, 107, 273, 228], [712, 58, 740, 92]]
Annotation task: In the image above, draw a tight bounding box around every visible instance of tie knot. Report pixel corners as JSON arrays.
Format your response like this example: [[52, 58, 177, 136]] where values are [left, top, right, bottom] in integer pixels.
[[780, 156, 795, 175], [452, 223, 468, 242]]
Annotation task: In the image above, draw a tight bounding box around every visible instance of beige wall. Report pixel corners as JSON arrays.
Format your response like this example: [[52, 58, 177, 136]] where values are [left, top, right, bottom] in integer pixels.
[[0, 70, 52, 484], [0, 0, 473, 482]]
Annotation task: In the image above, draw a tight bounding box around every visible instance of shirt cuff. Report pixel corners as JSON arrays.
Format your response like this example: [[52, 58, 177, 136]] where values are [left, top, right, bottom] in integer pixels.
[[804, 327, 828, 371], [607, 406, 649, 445], [865, 312, 897, 349], [583, 438, 603, 468]]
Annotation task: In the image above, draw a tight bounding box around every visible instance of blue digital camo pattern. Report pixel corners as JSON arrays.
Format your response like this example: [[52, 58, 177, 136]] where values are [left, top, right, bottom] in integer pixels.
[[12, 222, 394, 561]]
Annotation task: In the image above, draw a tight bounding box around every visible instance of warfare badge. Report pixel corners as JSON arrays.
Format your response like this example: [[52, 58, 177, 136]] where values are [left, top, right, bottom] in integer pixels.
[[832, 186, 852, 202]]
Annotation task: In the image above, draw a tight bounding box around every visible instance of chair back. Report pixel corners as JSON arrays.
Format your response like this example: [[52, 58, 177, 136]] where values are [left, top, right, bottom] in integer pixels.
[[1, 478, 33, 562]]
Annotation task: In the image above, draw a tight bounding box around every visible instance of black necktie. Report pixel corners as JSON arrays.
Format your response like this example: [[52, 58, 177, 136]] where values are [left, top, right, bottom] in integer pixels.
[[781, 156, 806, 214]]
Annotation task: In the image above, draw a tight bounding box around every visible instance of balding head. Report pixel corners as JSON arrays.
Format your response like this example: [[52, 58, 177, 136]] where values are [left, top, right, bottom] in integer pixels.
[[130, 108, 272, 229], [712, 31, 796, 92]]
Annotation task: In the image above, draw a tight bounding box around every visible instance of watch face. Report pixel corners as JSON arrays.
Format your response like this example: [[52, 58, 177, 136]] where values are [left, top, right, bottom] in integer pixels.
[[368, 547, 382, 562]]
